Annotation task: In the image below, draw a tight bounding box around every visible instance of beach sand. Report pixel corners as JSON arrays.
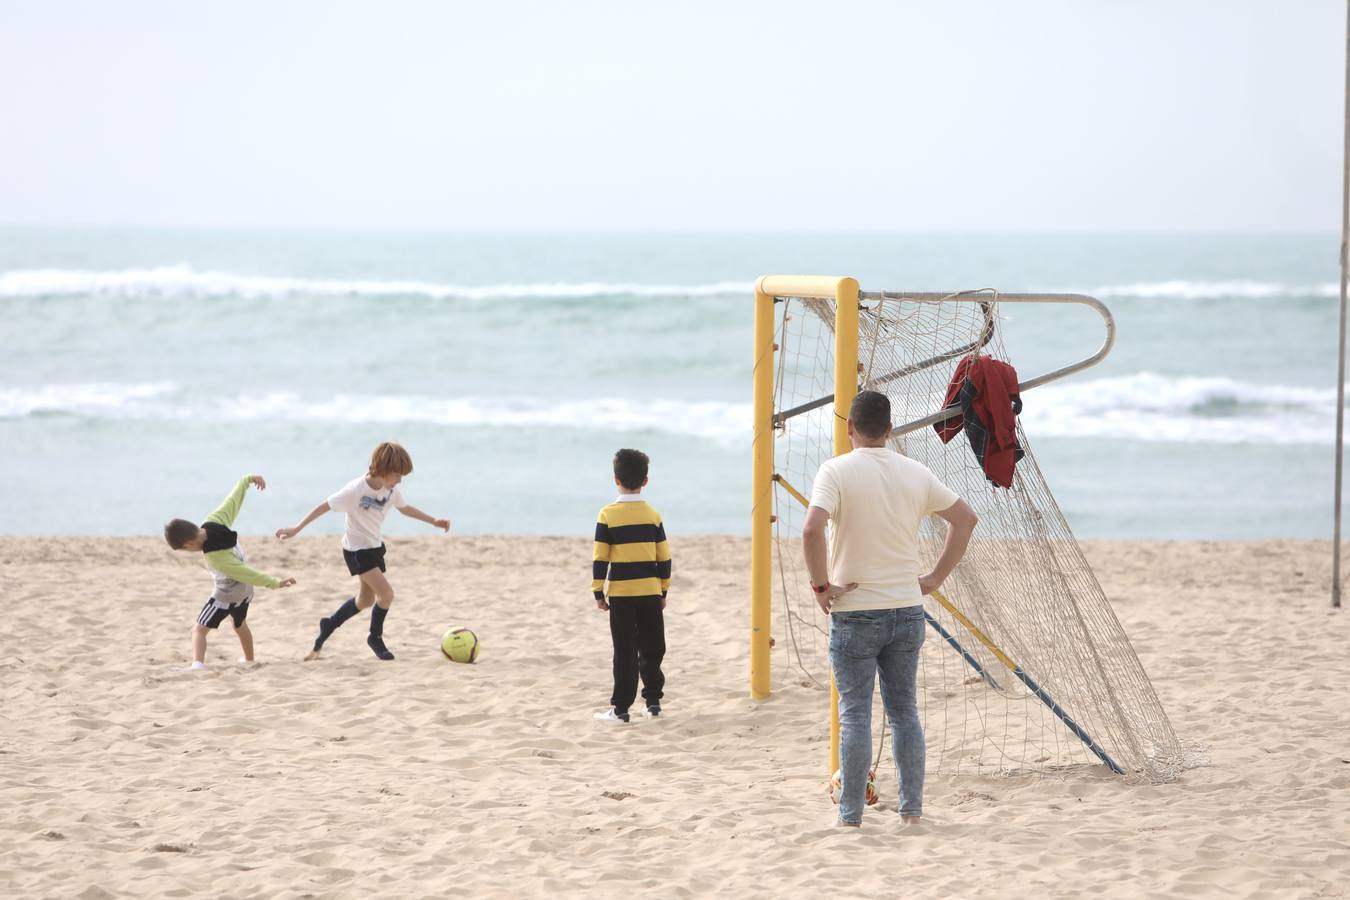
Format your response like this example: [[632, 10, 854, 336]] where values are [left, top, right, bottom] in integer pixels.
[[2, 536, 1348, 898]]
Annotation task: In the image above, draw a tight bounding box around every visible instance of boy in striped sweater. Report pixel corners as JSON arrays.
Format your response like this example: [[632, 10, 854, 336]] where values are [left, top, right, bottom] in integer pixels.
[[592, 449, 671, 723]]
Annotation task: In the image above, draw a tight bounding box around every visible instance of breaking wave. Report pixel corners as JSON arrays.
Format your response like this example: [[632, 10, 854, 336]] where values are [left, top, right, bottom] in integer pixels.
[[4, 373, 1340, 446]]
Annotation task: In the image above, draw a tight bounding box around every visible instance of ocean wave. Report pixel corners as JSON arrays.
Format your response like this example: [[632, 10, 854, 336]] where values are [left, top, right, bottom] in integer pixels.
[[1024, 372, 1337, 445], [221, 393, 751, 442], [1085, 280, 1338, 300], [0, 382, 179, 418], [0, 266, 752, 301], [4, 374, 1339, 446], [0, 383, 752, 443], [3, 268, 1336, 304]]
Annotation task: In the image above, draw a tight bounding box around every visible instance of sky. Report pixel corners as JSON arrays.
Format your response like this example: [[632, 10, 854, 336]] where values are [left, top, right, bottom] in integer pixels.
[[0, 1, 1344, 231]]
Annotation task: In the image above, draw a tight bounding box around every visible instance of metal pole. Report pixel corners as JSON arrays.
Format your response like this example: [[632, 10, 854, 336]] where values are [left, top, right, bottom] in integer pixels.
[[1335, 0, 1350, 609], [929, 592, 1123, 775]]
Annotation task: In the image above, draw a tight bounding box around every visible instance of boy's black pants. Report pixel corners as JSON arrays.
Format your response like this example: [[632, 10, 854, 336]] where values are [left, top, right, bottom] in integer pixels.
[[608, 596, 665, 713]]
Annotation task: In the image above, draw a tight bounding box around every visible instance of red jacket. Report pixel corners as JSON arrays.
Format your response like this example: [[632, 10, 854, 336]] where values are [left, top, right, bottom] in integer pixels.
[[934, 356, 1022, 488]]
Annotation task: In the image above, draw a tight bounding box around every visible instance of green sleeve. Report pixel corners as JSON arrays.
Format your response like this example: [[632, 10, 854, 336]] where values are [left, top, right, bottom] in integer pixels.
[[204, 549, 282, 589], [206, 475, 253, 527]]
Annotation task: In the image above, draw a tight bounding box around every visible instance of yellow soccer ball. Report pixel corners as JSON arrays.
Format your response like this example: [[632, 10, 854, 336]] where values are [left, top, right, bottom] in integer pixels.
[[440, 627, 480, 663], [828, 768, 879, 806]]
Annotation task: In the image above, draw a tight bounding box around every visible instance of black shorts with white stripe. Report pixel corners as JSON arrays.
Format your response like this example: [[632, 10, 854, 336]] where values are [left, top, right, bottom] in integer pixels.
[[196, 596, 250, 630]]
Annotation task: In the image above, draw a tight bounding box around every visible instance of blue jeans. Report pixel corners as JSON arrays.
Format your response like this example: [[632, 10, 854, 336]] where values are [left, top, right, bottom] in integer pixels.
[[829, 605, 926, 824]]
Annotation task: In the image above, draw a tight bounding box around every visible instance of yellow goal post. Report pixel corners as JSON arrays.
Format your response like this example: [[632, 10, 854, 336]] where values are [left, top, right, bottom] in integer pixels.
[[751, 276, 859, 772]]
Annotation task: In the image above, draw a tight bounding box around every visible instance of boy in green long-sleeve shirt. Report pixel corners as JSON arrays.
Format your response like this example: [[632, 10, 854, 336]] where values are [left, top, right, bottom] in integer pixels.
[[165, 475, 296, 670]]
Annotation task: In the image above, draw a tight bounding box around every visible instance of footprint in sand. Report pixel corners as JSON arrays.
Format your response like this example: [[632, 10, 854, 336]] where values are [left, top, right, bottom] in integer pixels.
[[149, 842, 192, 853]]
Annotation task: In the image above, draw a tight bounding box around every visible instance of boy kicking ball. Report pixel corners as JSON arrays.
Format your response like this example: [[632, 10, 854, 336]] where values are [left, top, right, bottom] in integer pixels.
[[164, 474, 296, 670], [276, 441, 449, 661]]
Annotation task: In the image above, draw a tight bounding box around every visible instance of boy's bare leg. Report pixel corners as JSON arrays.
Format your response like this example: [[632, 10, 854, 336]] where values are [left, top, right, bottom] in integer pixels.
[[359, 569, 396, 660], [355, 580, 377, 610], [235, 622, 255, 662], [190, 623, 209, 668]]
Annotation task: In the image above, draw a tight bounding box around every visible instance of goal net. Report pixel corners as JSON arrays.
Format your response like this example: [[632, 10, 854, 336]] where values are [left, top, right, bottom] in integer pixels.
[[751, 276, 1192, 784]]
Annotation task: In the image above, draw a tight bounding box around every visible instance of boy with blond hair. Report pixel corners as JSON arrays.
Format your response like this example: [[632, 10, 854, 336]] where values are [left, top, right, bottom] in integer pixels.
[[165, 474, 296, 670], [276, 441, 449, 661], [592, 448, 672, 722]]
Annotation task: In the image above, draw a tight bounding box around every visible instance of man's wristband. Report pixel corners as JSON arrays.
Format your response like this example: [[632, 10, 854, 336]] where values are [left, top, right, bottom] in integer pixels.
[[811, 582, 829, 595]]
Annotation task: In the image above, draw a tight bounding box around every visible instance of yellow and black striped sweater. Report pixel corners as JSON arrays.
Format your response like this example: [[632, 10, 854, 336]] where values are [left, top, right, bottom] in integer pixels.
[[592, 498, 672, 600]]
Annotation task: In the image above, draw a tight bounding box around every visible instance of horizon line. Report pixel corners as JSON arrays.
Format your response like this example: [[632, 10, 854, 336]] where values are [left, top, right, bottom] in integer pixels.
[[0, 223, 1339, 238]]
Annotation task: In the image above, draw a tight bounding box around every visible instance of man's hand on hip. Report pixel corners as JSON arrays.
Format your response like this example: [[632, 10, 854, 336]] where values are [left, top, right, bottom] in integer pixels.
[[815, 582, 858, 614]]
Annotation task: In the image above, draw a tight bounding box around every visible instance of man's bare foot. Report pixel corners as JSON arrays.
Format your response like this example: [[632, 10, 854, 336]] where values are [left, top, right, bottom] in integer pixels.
[[304, 649, 321, 661], [833, 819, 861, 828], [901, 815, 922, 825]]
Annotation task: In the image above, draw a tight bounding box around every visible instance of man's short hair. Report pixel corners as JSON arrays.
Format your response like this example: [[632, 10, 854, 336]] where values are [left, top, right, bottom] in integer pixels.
[[613, 448, 650, 490], [849, 390, 892, 440], [164, 518, 199, 549]]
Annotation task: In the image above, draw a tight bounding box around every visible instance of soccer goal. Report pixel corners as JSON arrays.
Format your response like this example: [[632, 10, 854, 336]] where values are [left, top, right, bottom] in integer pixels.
[[750, 275, 1191, 783]]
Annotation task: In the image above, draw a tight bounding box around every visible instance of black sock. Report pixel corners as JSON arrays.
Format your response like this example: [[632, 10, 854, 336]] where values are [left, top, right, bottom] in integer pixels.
[[367, 605, 394, 660], [369, 603, 388, 637], [313, 597, 359, 651]]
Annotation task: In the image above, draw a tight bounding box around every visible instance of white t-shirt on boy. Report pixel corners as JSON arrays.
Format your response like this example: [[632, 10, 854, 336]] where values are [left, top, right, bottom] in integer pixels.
[[328, 476, 406, 551]]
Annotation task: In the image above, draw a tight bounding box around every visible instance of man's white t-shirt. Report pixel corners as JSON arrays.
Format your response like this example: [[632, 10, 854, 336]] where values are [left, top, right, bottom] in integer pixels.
[[808, 447, 960, 612], [327, 476, 406, 551]]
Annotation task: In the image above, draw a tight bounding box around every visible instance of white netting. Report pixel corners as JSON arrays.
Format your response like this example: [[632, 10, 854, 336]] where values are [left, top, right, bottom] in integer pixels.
[[769, 290, 1195, 783]]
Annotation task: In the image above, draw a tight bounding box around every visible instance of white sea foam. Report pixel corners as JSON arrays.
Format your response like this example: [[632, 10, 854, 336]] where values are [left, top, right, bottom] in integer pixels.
[[219, 393, 752, 443], [1085, 280, 1338, 300], [1024, 372, 1337, 446], [2, 267, 1337, 303], [0, 266, 752, 301], [0, 382, 178, 418], [0, 383, 753, 443], [4, 373, 1341, 446]]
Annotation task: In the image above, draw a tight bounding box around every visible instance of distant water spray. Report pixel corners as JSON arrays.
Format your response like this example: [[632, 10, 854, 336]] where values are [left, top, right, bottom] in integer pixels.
[[0, 266, 751, 301]]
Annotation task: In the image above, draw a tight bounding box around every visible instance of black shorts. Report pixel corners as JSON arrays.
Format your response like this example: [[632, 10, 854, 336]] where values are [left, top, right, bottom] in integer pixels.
[[197, 596, 249, 630], [344, 543, 387, 576]]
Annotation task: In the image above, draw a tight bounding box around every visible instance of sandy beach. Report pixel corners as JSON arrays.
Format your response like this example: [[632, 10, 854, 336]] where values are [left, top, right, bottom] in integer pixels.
[[2, 535, 1348, 899]]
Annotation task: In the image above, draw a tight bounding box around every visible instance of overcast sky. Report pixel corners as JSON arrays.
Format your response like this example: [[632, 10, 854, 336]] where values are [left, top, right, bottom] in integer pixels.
[[0, 1, 1343, 231]]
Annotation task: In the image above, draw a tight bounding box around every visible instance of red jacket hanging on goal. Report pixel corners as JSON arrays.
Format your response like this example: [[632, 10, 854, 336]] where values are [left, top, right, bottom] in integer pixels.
[[934, 356, 1024, 488]]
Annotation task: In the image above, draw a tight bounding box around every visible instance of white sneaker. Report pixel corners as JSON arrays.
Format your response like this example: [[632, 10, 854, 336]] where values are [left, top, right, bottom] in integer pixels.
[[593, 709, 630, 723], [187, 661, 206, 671], [641, 707, 662, 719]]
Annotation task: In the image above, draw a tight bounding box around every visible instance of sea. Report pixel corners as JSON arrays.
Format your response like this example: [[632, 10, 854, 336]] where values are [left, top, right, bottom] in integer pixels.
[[1, 228, 1341, 540]]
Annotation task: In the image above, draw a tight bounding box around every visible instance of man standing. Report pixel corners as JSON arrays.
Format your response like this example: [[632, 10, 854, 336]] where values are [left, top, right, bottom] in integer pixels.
[[803, 390, 978, 827]]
